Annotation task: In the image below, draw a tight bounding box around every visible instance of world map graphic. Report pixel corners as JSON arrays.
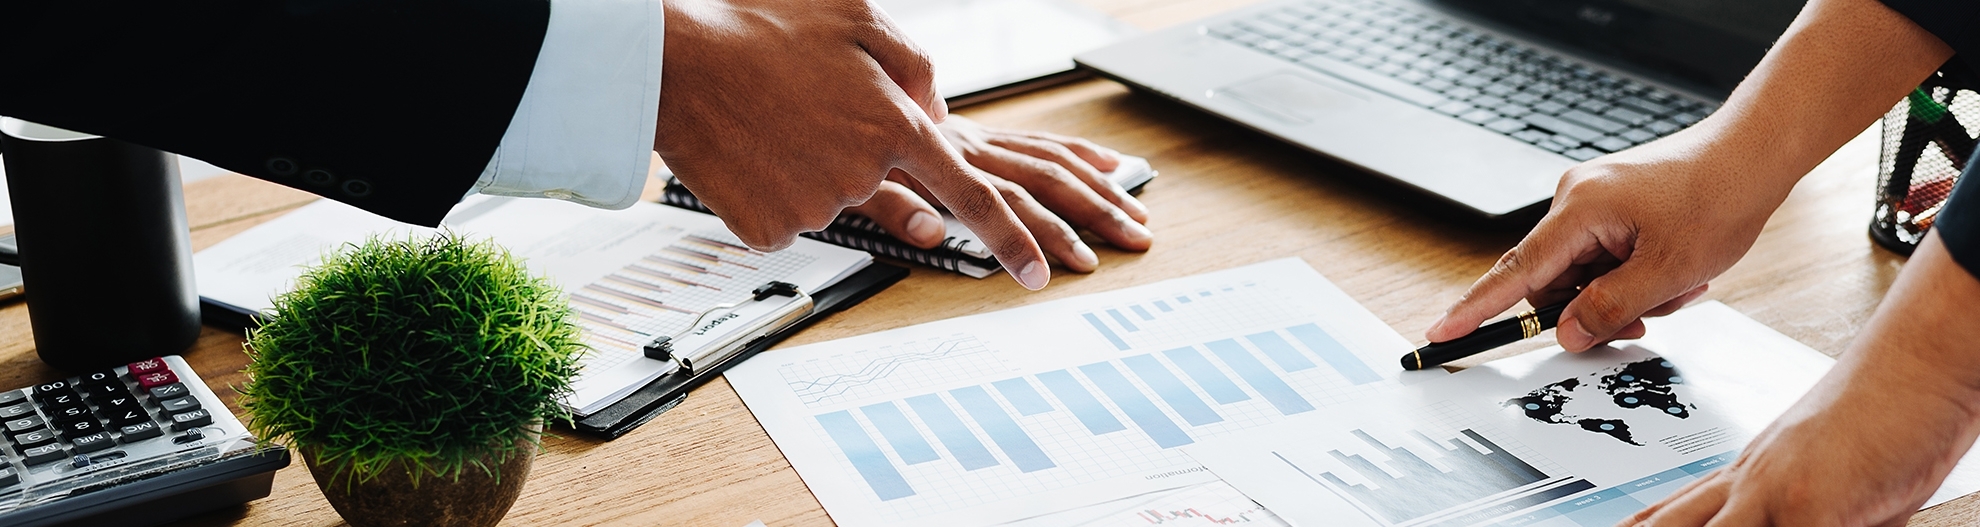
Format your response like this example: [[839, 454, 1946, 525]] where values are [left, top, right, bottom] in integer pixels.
[[1502, 357, 1695, 445]]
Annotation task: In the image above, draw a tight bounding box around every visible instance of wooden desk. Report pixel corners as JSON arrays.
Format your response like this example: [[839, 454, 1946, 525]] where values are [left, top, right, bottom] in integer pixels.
[[2, 0, 1975, 524]]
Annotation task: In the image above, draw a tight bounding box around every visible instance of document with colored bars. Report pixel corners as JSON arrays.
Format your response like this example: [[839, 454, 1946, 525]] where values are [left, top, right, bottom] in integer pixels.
[[192, 196, 872, 416], [725, 258, 1447, 526]]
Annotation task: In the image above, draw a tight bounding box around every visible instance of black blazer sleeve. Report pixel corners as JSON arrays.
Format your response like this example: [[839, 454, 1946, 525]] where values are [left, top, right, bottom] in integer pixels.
[[1882, 0, 1980, 276], [0, 0, 549, 227]]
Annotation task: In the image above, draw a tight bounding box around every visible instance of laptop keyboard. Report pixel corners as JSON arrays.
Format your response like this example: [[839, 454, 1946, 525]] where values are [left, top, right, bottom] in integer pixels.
[[1206, 0, 1718, 161]]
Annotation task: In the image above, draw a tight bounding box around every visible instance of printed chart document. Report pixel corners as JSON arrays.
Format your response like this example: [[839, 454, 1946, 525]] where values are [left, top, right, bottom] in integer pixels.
[[194, 197, 872, 415], [1002, 481, 1289, 526], [1185, 302, 1980, 527], [726, 258, 1445, 527]]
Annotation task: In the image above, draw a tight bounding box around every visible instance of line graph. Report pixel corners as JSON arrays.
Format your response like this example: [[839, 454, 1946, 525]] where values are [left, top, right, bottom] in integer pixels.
[[779, 335, 1010, 408]]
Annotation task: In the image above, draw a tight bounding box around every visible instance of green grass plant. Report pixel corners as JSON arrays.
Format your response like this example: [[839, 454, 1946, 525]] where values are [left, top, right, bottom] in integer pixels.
[[240, 232, 585, 485]]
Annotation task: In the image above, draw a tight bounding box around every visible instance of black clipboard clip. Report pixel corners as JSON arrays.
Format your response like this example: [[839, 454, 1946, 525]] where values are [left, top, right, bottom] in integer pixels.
[[642, 281, 812, 374]]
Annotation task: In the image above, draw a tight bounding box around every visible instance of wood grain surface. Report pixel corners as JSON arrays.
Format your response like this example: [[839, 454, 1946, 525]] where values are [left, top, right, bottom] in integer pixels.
[[2, 0, 1973, 524]]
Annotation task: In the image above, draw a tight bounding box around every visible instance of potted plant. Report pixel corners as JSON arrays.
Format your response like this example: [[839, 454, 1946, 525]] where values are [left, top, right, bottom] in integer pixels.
[[239, 233, 585, 527]]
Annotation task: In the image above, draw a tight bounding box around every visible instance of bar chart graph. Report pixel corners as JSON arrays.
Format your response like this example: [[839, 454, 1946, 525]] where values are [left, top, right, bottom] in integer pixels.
[[804, 321, 1393, 514]]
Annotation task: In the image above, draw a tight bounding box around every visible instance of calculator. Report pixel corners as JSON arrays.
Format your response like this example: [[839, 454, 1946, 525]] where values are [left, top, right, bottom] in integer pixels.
[[0, 355, 288, 527]]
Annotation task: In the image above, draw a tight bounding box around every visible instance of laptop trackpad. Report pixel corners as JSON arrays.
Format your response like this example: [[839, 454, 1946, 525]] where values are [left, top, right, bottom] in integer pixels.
[[1217, 73, 1368, 125]]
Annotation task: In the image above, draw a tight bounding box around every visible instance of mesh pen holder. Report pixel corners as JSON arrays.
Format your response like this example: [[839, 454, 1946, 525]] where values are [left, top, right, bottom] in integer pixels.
[[1871, 75, 1980, 255]]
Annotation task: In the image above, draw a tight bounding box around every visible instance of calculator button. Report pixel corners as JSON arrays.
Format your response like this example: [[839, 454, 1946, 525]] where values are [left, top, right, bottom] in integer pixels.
[[147, 383, 190, 401], [158, 396, 200, 414], [69, 432, 114, 453], [0, 403, 33, 419], [12, 428, 56, 449], [0, 467, 16, 489], [22, 443, 65, 465], [127, 358, 166, 375], [33, 381, 71, 396], [57, 419, 103, 440], [135, 371, 179, 389], [35, 389, 83, 409], [80, 370, 122, 387], [0, 390, 25, 407], [5, 415, 44, 434], [104, 407, 151, 427], [46, 404, 94, 424], [170, 409, 212, 431], [98, 395, 140, 412], [118, 421, 163, 443], [81, 381, 131, 401]]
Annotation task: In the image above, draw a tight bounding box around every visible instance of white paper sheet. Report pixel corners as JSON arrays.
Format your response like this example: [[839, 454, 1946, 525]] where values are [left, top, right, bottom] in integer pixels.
[[1186, 301, 1980, 527], [726, 258, 1446, 527], [193, 196, 872, 415]]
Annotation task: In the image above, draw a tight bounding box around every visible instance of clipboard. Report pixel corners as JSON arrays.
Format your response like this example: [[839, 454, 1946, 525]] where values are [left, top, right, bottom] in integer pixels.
[[199, 261, 909, 439]]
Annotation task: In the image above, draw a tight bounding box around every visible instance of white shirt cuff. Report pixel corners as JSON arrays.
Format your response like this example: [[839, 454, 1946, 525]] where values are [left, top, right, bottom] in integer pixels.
[[471, 0, 664, 209]]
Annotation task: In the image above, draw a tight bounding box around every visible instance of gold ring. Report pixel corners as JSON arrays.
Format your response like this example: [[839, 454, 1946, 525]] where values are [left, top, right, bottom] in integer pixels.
[[1517, 310, 1542, 339]]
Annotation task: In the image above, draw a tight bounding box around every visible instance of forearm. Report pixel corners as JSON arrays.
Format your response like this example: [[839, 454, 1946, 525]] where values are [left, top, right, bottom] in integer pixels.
[[1677, 0, 1951, 196]]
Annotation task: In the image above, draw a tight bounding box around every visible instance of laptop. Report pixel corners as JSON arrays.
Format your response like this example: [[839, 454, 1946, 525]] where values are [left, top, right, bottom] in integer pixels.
[[1076, 0, 1805, 217]]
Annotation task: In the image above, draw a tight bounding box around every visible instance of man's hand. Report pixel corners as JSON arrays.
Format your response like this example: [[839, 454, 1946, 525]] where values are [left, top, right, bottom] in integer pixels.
[[845, 116, 1152, 272], [653, 0, 1051, 289], [1622, 233, 1980, 527]]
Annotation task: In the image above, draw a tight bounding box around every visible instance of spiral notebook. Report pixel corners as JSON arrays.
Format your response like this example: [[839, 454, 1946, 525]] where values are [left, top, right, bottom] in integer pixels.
[[659, 155, 1154, 277]]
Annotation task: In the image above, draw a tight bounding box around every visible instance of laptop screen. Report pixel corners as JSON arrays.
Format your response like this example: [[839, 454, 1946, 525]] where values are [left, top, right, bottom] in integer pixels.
[[1441, 0, 1808, 95]]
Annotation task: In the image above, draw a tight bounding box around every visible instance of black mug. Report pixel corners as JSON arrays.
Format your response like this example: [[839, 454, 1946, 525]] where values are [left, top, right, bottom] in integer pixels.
[[1, 118, 200, 373]]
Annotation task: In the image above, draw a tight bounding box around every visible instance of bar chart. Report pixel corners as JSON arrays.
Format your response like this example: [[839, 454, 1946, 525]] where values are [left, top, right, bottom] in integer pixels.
[[805, 320, 1392, 516]]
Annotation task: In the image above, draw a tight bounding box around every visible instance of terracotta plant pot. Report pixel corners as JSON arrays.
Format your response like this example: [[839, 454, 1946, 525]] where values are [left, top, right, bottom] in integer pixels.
[[302, 425, 539, 527]]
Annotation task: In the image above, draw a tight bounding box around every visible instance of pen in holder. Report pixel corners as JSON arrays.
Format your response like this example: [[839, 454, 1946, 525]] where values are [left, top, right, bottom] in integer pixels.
[[0, 118, 200, 372], [1871, 73, 1980, 255]]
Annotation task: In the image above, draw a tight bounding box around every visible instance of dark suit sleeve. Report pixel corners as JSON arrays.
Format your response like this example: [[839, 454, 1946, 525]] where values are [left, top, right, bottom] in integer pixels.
[[0, 0, 549, 226], [1882, 0, 1980, 275]]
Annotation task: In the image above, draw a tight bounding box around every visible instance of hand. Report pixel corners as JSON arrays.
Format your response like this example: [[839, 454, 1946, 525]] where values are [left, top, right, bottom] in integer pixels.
[[1424, 131, 1791, 351], [653, 0, 1050, 289], [844, 116, 1152, 272], [1622, 233, 1980, 526]]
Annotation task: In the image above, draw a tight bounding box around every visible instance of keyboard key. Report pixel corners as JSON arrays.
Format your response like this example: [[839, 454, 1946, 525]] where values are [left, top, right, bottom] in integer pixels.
[[127, 358, 167, 376], [1495, 104, 1533, 118], [1620, 129, 1658, 143], [1459, 109, 1500, 124], [1523, 114, 1604, 143], [159, 396, 201, 414], [1646, 120, 1682, 134], [1396, 69, 1429, 83], [1456, 75, 1491, 87], [1573, 99, 1613, 113], [1421, 78, 1455, 92], [1481, 84, 1516, 97], [135, 370, 179, 389], [1531, 100, 1569, 115], [70, 432, 114, 453], [1469, 95, 1507, 108], [81, 381, 132, 401], [0, 467, 16, 489], [12, 428, 56, 449], [33, 381, 71, 396], [5, 415, 44, 434], [0, 390, 25, 407], [119, 421, 164, 443], [1618, 95, 1671, 115], [1564, 147, 1605, 161], [1532, 140, 1567, 153], [1433, 100, 1475, 115], [1593, 137, 1635, 152], [171, 409, 213, 431], [1558, 110, 1628, 134], [148, 382, 190, 401], [1442, 86, 1480, 100], [1549, 91, 1588, 104], [22, 443, 64, 466], [1507, 92, 1542, 105], [38, 390, 85, 409], [1602, 107, 1652, 126], [1511, 129, 1551, 144], [1484, 118, 1528, 134], [46, 404, 94, 425], [0, 403, 33, 420], [104, 406, 151, 427], [56, 418, 103, 440], [1671, 112, 1704, 125]]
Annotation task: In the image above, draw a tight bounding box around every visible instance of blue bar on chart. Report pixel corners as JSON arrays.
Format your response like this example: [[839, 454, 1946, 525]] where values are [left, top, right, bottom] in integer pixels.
[[858, 401, 940, 465], [1176, 295, 1192, 304], [815, 411, 916, 501], [1489, 452, 1737, 527], [1245, 331, 1317, 372], [1154, 300, 1174, 312], [1083, 313, 1130, 351], [1078, 362, 1194, 448], [905, 394, 1000, 470], [1107, 309, 1141, 332], [1205, 339, 1315, 415], [1121, 354, 1222, 426], [1159, 347, 1251, 404], [1286, 324, 1382, 385], [949, 386, 1056, 473], [992, 377, 1054, 416], [1037, 370, 1128, 435], [1131, 305, 1156, 320]]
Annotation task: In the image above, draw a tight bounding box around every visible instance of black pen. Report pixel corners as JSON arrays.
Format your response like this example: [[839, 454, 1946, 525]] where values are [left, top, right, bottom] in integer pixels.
[[1402, 298, 1573, 370]]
